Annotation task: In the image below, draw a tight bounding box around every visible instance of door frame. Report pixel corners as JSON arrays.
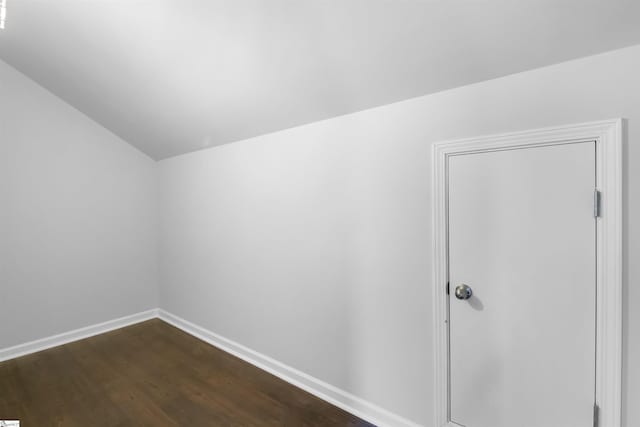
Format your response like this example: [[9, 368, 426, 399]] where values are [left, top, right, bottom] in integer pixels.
[[432, 119, 623, 427]]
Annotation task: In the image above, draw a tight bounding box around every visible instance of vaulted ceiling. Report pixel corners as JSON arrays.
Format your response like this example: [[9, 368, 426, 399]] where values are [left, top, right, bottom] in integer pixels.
[[2, 0, 640, 160]]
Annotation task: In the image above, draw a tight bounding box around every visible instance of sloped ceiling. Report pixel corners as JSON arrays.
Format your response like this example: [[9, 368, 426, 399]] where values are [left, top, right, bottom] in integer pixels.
[[1, 0, 640, 160]]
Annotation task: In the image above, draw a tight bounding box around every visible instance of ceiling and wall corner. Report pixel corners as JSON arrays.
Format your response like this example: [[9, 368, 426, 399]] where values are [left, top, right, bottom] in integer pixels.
[[1, 0, 640, 160]]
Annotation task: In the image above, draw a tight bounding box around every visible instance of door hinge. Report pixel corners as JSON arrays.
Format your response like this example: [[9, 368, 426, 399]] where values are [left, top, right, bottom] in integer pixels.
[[594, 189, 602, 218], [593, 403, 599, 427]]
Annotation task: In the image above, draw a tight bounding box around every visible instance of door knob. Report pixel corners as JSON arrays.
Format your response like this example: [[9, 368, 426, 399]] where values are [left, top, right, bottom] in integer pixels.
[[454, 284, 473, 300]]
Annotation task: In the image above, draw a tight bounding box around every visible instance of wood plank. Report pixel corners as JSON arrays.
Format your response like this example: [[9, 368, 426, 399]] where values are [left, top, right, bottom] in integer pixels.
[[0, 319, 374, 426]]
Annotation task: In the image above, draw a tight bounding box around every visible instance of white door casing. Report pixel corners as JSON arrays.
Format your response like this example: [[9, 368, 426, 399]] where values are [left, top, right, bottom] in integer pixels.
[[432, 119, 623, 427]]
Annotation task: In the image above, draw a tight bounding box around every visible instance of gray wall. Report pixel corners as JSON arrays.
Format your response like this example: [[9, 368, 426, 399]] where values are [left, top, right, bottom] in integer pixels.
[[158, 45, 640, 426], [0, 59, 159, 349]]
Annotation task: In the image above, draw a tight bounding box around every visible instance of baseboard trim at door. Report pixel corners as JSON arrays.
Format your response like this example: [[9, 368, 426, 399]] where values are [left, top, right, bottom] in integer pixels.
[[158, 309, 423, 427], [0, 309, 159, 363]]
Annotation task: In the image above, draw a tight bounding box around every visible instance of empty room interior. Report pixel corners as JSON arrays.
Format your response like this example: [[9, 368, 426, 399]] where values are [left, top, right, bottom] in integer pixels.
[[1, 1, 639, 426]]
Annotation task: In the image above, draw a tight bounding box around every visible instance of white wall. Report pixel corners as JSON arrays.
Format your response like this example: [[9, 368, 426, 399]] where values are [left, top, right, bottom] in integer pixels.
[[159, 44, 640, 426], [0, 59, 158, 349]]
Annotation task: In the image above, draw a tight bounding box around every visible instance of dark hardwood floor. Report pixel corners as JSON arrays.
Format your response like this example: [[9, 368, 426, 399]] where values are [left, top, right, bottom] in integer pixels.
[[0, 319, 373, 426]]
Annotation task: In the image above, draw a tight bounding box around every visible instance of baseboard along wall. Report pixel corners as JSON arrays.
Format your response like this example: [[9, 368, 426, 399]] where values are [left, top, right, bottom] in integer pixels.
[[0, 309, 159, 363]]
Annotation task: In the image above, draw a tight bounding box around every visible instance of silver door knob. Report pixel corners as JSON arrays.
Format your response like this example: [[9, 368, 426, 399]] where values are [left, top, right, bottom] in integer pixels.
[[454, 284, 473, 300]]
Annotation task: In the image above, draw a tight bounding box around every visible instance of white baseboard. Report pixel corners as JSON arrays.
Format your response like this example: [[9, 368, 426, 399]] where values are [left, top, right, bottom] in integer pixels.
[[0, 308, 158, 363], [158, 309, 423, 427]]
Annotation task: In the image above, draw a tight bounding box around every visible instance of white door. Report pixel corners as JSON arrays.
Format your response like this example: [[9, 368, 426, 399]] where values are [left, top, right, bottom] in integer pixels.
[[448, 142, 596, 427]]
